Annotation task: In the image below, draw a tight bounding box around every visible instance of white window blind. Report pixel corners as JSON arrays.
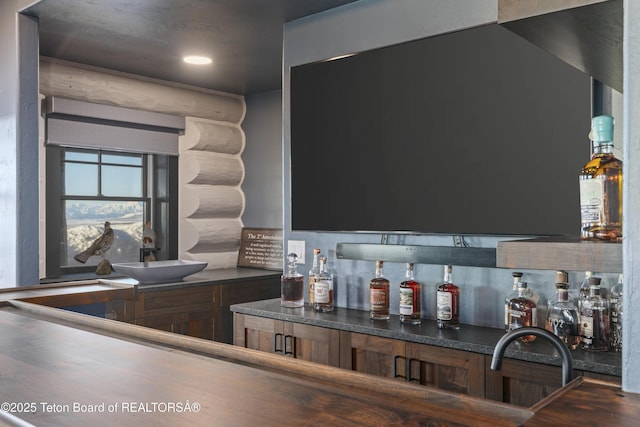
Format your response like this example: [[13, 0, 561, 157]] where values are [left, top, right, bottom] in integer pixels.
[[45, 97, 185, 156]]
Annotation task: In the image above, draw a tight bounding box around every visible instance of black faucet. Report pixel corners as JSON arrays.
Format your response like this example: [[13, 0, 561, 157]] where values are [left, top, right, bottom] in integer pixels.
[[490, 327, 573, 386]]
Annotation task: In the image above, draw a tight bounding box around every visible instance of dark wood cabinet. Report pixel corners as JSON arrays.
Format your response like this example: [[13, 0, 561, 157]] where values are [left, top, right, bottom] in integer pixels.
[[340, 332, 406, 380], [135, 285, 215, 339], [234, 313, 340, 366], [214, 277, 280, 344], [233, 310, 620, 405], [484, 358, 565, 406], [406, 342, 485, 397], [134, 274, 280, 342]]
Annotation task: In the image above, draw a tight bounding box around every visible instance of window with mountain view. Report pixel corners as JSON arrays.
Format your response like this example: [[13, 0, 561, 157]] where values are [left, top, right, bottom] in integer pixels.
[[61, 148, 148, 268], [45, 145, 178, 278]]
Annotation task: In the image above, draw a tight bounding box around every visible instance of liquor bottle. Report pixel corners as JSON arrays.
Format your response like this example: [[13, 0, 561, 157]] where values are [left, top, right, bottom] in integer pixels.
[[370, 260, 390, 320], [575, 270, 593, 311], [504, 272, 523, 332], [545, 271, 580, 349], [437, 265, 460, 329], [399, 263, 421, 325], [308, 249, 321, 305], [580, 276, 610, 351], [313, 256, 334, 312], [609, 274, 623, 352], [281, 253, 304, 308], [579, 115, 622, 241], [507, 281, 537, 342]]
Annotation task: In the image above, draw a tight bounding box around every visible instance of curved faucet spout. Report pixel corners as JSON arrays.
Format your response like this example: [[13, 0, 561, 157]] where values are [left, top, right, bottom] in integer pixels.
[[491, 327, 573, 386]]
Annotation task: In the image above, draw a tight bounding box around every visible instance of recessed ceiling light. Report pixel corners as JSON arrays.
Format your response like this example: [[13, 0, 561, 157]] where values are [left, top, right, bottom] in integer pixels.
[[183, 55, 212, 65]]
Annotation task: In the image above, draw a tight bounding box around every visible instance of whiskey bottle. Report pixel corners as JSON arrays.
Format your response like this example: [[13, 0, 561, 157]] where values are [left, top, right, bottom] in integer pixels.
[[504, 272, 523, 332], [399, 263, 421, 325], [580, 276, 610, 351], [507, 281, 537, 342], [308, 248, 321, 305], [370, 260, 390, 320], [437, 265, 460, 329], [609, 274, 623, 352], [579, 115, 622, 241], [281, 253, 304, 308], [545, 271, 580, 349], [313, 256, 334, 312]]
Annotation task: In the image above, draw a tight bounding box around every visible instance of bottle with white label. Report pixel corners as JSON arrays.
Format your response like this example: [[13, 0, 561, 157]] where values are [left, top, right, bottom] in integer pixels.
[[507, 281, 537, 343], [370, 260, 390, 320], [399, 263, 421, 325], [313, 256, 334, 312], [580, 276, 610, 351], [308, 249, 321, 305], [579, 115, 622, 241], [437, 265, 459, 329]]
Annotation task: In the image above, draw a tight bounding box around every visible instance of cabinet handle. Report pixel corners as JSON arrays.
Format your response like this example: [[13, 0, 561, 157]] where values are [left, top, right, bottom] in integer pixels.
[[284, 334, 295, 357], [393, 355, 407, 379], [407, 358, 419, 383], [274, 333, 284, 354]]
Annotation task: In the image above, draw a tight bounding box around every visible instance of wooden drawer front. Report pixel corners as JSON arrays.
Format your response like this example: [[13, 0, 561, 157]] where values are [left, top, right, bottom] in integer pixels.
[[136, 286, 214, 318], [285, 323, 340, 367], [406, 343, 485, 397], [342, 332, 406, 380]]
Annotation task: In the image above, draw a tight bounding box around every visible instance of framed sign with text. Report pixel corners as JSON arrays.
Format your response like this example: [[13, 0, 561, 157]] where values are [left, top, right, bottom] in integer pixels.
[[237, 228, 283, 271]]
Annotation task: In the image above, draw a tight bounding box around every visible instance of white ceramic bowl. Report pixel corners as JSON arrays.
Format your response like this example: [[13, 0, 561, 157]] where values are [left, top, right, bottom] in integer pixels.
[[111, 260, 208, 284]]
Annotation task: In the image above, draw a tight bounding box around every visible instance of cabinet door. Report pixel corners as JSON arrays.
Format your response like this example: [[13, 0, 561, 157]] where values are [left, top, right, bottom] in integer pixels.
[[136, 309, 214, 339], [283, 322, 340, 367], [484, 358, 564, 406], [234, 313, 284, 355], [136, 313, 181, 334], [405, 342, 485, 397], [340, 332, 406, 380]]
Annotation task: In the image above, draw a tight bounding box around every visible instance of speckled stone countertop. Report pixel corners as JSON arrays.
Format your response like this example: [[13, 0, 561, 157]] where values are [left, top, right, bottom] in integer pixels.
[[99, 267, 281, 292], [231, 298, 621, 377]]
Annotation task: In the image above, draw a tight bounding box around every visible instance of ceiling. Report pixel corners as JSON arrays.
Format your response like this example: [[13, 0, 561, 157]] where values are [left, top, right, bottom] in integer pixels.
[[22, 0, 359, 95]]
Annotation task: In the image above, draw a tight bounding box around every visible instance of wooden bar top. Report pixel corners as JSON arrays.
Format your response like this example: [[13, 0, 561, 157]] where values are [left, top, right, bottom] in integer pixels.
[[0, 301, 638, 426], [0, 280, 133, 306]]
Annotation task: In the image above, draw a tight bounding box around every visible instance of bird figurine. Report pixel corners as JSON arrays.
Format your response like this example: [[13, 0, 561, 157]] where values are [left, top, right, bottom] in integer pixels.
[[74, 221, 114, 264]]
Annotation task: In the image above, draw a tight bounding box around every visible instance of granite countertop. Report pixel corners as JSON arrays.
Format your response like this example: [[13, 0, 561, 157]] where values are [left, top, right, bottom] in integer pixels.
[[231, 298, 621, 377], [99, 267, 281, 292]]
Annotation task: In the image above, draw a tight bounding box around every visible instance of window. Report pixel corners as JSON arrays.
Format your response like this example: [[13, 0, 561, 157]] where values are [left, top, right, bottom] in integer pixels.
[[46, 146, 178, 277], [61, 148, 147, 268], [43, 97, 182, 279]]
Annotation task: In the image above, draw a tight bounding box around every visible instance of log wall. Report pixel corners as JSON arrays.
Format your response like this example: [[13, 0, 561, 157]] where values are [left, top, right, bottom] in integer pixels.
[[39, 58, 246, 269]]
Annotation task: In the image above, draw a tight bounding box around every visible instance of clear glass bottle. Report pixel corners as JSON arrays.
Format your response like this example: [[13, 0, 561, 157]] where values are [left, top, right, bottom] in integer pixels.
[[399, 262, 421, 325], [507, 281, 537, 342], [580, 276, 610, 351], [308, 248, 321, 305], [576, 271, 593, 311], [370, 260, 390, 320], [609, 273, 623, 352], [313, 256, 334, 312], [504, 272, 523, 332], [281, 253, 304, 308], [545, 271, 580, 349], [437, 264, 460, 329], [579, 115, 622, 241]]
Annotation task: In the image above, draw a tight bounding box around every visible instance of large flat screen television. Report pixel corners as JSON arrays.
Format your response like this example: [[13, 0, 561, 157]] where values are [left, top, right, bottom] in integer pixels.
[[290, 24, 591, 236]]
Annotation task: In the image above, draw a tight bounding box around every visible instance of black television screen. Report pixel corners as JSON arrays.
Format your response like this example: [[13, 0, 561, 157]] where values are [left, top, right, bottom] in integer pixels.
[[290, 24, 591, 236]]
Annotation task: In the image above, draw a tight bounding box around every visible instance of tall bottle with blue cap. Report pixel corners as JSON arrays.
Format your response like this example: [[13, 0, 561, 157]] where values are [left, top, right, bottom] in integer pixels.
[[579, 115, 622, 240]]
